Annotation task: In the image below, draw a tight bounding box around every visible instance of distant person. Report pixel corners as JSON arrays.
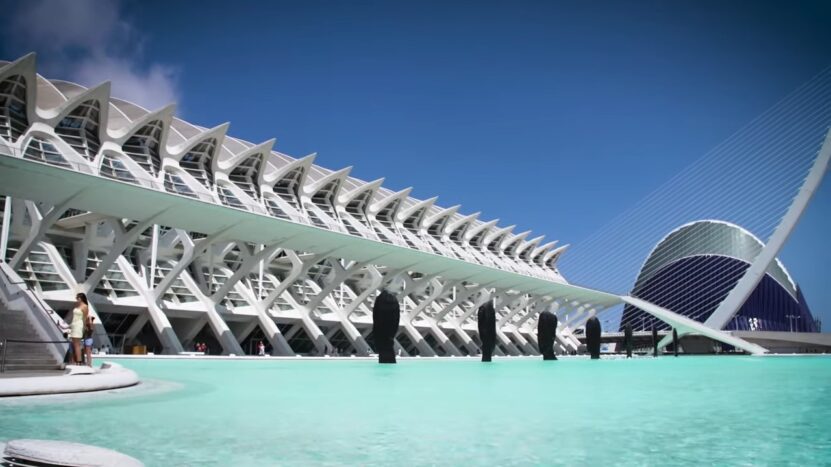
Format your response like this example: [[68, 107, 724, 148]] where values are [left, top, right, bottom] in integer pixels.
[[257, 340, 266, 356], [83, 316, 95, 367], [69, 293, 90, 365]]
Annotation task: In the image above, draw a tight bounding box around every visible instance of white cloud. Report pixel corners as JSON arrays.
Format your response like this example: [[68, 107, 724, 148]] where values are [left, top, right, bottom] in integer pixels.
[[73, 54, 179, 111], [5, 0, 181, 111]]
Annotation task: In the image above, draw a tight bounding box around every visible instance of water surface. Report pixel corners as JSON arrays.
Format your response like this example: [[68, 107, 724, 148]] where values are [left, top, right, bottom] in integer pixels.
[[2, 356, 830, 466]]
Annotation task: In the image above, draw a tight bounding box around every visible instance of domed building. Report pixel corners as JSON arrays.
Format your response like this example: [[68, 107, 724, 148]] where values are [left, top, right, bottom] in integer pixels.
[[619, 220, 820, 338]]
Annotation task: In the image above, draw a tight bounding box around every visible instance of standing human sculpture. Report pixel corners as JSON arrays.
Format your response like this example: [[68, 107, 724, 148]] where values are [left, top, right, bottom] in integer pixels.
[[477, 291, 497, 362], [652, 327, 659, 357], [585, 311, 602, 359], [372, 275, 404, 364], [537, 308, 558, 360]]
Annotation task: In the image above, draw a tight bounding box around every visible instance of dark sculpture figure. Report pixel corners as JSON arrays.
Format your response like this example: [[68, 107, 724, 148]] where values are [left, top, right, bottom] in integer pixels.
[[672, 328, 679, 357], [372, 289, 400, 364], [624, 323, 633, 358], [585, 316, 602, 359], [477, 301, 497, 362], [537, 311, 558, 360], [652, 327, 658, 357]]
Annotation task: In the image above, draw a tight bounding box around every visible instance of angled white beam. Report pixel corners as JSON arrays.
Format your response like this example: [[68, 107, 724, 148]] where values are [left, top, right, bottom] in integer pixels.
[[83, 214, 164, 290], [10, 194, 85, 269], [704, 129, 830, 332], [623, 295, 768, 355]]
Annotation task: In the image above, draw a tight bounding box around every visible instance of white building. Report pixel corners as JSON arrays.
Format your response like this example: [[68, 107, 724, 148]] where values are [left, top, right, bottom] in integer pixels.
[[1, 54, 825, 357]]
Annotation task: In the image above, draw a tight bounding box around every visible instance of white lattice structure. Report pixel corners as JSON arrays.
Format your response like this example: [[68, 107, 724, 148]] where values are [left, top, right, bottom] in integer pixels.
[[3, 53, 821, 356]]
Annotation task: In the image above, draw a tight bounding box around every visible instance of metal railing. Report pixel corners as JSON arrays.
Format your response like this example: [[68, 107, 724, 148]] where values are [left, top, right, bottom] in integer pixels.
[[0, 262, 71, 338]]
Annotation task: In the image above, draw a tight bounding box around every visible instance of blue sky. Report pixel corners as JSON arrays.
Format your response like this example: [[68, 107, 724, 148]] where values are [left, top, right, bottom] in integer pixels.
[[2, 0, 830, 324]]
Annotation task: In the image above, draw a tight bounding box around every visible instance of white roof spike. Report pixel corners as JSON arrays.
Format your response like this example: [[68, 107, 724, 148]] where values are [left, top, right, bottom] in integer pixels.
[[424, 204, 461, 227], [40, 80, 111, 125], [303, 166, 352, 196], [397, 196, 438, 222], [518, 235, 545, 259], [216, 138, 275, 174], [0, 52, 36, 75], [543, 244, 570, 264], [0, 53, 37, 128], [109, 103, 176, 143], [465, 218, 500, 242], [446, 211, 480, 236], [167, 122, 229, 161], [484, 224, 516, 247], [519, 234, 545, 253], [502, 230, 531, 253], [368, 187, 413, 215], [338, 177, 385, 205], [531, 240, 559, 259], [261, 152, 315, 188]]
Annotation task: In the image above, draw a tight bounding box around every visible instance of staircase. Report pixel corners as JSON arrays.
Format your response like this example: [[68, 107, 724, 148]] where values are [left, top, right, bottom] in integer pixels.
[[0, 262, 67, 373], [0, 306, 64, 371]]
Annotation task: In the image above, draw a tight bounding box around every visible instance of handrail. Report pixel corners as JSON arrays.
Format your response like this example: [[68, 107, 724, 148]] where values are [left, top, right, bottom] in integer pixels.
[[0, 262, 70, 337], [0, 337, 68, 373]]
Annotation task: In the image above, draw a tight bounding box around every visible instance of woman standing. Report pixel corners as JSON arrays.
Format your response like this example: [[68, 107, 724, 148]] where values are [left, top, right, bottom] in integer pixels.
[[70, 293, 90, 365]]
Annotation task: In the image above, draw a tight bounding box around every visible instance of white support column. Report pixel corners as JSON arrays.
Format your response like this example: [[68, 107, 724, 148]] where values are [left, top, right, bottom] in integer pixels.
[[178, 271, 245, 355], [299, 311, 332, 355], [249, 251, 319, 356], [0, 195, 11, 262], [303, 260, 371, 355], [492, 291, 523, 356], [152, 228, 232, 299], [382, 270, 437, 357], [433, 283, 479, 323], [83, 216, 161, 291], [501, 298, 540, 355], [196, 241, 294, 355], [405, 278, 463, 356], [9, 196, 82, 269], [149, 224, 159, 289], [399, 296, 436, 357], [450, 289, 494, 355], [344, 266, 382, 318], [37, 242, 114, 350], [115, 256, 184, 354], [123, 312, 149, 343], [178, 316, 209, 349], [233, 319, 261, 348], [210, 244, 281, 301]]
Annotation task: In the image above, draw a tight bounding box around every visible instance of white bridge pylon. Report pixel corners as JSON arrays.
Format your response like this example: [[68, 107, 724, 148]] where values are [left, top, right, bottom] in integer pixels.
[[654, 128, 830, 352]]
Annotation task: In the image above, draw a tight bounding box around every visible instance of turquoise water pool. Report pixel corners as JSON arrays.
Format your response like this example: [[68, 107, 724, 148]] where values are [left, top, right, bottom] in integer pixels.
[[2, 356, 830, 466]]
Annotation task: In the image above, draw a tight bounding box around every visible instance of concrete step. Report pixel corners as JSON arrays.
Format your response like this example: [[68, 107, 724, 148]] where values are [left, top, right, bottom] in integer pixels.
[[6, 358, 58, 365], [2, 362, 64, 371], [0, 283, 64, 372]]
